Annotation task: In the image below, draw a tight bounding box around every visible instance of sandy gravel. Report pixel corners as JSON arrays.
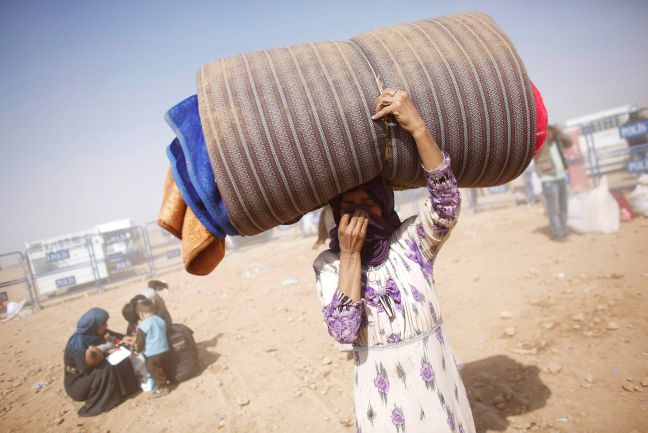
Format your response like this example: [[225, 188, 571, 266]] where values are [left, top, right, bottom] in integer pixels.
[[1, 203, 647, 433]]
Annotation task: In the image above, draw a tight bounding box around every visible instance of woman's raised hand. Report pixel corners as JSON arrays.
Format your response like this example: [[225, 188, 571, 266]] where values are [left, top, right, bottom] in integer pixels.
[[372, 89, 427, 137], [373, 88, 443, 169], [338, 209, 369, 256]]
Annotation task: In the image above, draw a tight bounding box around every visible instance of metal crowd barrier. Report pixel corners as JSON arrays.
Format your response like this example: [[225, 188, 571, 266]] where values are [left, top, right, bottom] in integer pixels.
[[19, 226, 156, 306], [567, 142, 648, 188], [0, 252, 39, 310]]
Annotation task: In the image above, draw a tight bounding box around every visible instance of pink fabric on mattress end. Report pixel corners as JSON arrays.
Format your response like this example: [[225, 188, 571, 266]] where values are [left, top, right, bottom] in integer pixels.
[[530, 80, 548, 156]]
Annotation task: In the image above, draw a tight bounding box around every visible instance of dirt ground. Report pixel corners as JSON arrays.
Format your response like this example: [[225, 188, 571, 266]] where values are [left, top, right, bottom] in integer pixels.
[[1, 202, 647, 433]]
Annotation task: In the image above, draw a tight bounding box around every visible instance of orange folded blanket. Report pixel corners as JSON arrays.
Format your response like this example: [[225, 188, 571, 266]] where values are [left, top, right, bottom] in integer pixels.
[[158, 167, 225, 275]]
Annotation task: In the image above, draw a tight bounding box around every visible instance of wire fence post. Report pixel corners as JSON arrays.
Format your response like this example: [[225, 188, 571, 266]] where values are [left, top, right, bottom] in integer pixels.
[[84, 236, 104, 293], [18, 252, 39, 310], [140, 226, 156, 278], [581, 124, 597, 187]]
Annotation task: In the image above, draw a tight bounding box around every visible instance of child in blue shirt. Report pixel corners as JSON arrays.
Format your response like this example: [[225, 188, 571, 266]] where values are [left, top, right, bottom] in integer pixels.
[[135, 299, 171, 398]]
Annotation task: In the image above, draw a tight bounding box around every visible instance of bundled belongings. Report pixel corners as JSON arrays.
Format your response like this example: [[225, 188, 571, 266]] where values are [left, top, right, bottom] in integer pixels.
[[167, 324, 202, 383], [159, 12, 548, 275], [567, 177, 621, 234]]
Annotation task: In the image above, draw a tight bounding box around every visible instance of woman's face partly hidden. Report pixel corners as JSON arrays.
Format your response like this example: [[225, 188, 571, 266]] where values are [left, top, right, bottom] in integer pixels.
[[97, 322, 108, 336], [341, 189, 382, 218]]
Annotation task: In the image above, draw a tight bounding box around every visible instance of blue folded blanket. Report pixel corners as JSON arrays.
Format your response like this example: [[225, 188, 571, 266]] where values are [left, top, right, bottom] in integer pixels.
[[165, 95, 239, 238]]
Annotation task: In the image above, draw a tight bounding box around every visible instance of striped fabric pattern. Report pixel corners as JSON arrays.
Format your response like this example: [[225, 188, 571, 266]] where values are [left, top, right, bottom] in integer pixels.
[[197, 12, 536, 236]]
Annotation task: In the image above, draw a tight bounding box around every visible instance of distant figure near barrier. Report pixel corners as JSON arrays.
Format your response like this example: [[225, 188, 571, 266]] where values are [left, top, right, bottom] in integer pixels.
[[535, 125, 573, 240]]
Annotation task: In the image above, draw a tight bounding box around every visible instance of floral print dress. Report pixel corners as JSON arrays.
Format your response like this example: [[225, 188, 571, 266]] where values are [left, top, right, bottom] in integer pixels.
[[314, 154, 475, 433]]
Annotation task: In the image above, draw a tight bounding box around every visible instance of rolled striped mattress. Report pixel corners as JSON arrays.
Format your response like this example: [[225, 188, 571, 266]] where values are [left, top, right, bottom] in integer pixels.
[[164, 12, 547, 237]]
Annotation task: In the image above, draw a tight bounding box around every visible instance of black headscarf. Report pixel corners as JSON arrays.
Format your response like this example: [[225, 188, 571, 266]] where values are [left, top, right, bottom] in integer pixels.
[[329, 177, 401, 266]]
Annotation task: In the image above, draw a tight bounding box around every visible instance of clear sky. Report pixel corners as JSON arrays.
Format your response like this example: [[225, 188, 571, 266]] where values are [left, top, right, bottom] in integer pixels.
[[1, 0, 647, 252]]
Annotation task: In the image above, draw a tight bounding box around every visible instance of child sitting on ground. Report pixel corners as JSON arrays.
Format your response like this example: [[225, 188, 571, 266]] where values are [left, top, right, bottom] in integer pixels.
[[135, 299, 172, 398], [84, 338, 120, 366], [84, 346, 104, 366]]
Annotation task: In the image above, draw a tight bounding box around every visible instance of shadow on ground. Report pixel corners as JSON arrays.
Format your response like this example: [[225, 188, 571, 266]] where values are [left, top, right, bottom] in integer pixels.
[[461, 355, 551, 433], [196, 333, 223, 368], [532, 225, 555, 240]]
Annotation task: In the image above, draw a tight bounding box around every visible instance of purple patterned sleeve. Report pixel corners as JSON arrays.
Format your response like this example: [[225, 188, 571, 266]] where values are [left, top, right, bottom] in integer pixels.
[[423, 152, 461, 227], [407, 152, 461, 263], [322, 290, 363, 344]]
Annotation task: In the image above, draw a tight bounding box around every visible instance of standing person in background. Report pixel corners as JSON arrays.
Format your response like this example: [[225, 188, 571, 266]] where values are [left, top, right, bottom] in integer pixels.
[[534, 124, 573, 240]]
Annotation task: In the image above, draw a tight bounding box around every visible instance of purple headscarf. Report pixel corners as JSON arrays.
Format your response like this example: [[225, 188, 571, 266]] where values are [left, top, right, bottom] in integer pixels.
[[329, 177, 401, 266]]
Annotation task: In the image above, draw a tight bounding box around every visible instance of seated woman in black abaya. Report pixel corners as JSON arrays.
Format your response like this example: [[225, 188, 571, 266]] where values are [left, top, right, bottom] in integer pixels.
[[64, 308, 140, 417]]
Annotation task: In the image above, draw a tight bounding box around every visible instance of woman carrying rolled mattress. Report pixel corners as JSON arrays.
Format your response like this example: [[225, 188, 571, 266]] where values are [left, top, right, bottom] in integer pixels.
[[314, 89, 475, 432]]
